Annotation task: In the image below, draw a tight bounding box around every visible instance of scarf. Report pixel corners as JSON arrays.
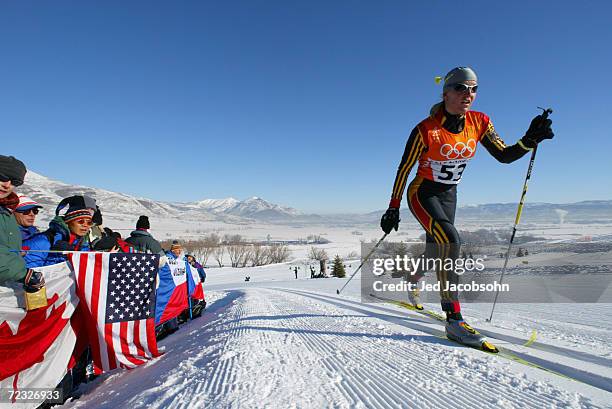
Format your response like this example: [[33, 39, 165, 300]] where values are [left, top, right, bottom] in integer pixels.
[[0, 192, 19, 211]]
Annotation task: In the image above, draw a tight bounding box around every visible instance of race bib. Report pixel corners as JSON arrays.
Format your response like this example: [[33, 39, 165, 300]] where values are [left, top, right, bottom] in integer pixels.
[[429, 159, 470, 184]]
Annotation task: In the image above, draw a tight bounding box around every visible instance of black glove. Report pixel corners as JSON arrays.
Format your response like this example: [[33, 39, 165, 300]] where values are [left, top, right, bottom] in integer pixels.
[[92, 235, 118, 251], [521, 114, 554, 148], [24, 269, 45, 292], [380, 207, 400, 234]]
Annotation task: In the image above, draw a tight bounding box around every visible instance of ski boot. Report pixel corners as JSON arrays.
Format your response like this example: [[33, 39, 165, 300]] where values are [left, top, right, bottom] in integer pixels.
[[445, 317, 498, 353]]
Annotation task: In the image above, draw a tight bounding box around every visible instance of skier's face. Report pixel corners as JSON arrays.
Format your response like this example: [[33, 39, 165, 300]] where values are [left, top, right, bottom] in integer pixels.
[[444, 80, 477, 115]]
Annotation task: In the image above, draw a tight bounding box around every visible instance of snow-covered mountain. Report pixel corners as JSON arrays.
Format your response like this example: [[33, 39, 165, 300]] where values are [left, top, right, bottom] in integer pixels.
[[19, 171, 302, 222], [189, 196, 301, 219]]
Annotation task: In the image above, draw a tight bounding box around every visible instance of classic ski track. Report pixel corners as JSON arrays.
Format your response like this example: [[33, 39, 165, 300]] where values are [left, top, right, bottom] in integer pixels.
[[197, 288, 603, 409], [319, 288, 612, 367], [369, 293, 612, 368], [279, 288, 612, 394], [271, 292, 539, 409], [68, 288, 609, 409]]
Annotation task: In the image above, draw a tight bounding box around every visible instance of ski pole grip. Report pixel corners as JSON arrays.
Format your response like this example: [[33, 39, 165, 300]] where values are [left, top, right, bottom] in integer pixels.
[[537, 107, 553, 119]]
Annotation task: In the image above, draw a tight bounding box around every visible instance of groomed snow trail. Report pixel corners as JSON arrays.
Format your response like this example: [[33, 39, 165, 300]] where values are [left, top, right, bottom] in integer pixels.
[[67, 289, 607, 409]]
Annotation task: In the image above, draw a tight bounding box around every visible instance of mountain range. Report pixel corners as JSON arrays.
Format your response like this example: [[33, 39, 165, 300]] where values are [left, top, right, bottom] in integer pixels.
[[18, 171, 612, 225], [19, 171, 301, 223]]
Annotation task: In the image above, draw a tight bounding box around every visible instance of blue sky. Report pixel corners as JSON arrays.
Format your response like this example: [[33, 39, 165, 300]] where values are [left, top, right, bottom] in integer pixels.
[[1, 1, 611, 213]]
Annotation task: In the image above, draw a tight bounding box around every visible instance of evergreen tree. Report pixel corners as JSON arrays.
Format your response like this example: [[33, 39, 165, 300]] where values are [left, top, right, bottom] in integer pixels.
[[332, 255, 346, 278]]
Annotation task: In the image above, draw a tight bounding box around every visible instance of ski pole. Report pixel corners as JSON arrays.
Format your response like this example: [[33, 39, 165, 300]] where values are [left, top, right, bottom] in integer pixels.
[[487, 108, 552, 322], [336, 233, 388, 295]]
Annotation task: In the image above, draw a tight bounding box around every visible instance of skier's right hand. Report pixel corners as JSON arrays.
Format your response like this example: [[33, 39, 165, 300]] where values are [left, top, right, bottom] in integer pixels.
[[380, 207, 400, 234], [521, 114, 554, 148]]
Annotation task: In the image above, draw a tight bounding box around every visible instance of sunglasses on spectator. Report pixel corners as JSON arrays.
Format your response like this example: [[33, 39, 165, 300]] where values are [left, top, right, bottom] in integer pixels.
[[17, 208, 39, 215], [452, 83, 478, 94], [75, 218, 93, 226], [0, 173, 23, 186]]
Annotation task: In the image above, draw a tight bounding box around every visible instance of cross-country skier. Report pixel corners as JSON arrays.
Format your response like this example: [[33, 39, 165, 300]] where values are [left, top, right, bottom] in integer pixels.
[[380, 66, 553, 351]]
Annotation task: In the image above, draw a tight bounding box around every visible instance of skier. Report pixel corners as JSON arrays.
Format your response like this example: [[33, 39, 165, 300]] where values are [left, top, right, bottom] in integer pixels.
[[380, 67, 553, 351]]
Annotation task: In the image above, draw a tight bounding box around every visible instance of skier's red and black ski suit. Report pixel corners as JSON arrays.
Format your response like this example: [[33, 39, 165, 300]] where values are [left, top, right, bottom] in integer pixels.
[[389, 106, 532, 314]]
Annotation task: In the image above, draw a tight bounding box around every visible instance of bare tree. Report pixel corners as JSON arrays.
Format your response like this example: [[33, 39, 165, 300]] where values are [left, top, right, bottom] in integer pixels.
[[268, 243, 291, 263], [250, 244, 269, 266], [213, 246, 225, 267], [225, 235, 251, 267], [308, 246, 328, 262]]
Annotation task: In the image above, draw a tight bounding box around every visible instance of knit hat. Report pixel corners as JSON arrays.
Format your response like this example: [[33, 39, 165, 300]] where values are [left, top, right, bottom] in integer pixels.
[[0, 155, 27, 187], [56, 195, 97, 223], [16, 195, 43, 212], [136, 215, 150, 230], [442, 66, 478, 89]]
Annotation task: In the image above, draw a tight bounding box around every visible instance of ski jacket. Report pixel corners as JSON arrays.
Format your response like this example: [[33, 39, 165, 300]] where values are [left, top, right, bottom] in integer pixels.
[[23, 216, 91, 268], [389, 107, 531, 208], [19, 225, 39, 241], [125, 229, 163, 254], [0, 205, 27, 283]]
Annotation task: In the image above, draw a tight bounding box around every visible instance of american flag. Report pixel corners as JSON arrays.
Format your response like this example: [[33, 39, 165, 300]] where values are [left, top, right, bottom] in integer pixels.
[[68, 252, 162, 373]]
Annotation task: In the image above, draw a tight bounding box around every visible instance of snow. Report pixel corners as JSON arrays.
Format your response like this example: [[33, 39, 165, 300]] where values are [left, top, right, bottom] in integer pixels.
[[16, 171, 612, 407], [63, 262, 612, 409]]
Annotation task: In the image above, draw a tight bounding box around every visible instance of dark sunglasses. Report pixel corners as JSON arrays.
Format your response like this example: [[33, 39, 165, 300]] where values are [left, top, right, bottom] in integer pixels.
[[17, 208, 39, 215], [453, 83, 478, 94], [0, 173, 24, 186]]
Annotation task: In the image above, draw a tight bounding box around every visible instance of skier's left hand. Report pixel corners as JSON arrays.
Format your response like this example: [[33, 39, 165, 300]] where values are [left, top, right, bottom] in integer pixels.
[[521, 114, 554, 148]]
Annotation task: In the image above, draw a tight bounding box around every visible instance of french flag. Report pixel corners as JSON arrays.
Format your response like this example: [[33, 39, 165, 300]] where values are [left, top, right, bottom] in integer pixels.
[[154, 258, 188, 325]]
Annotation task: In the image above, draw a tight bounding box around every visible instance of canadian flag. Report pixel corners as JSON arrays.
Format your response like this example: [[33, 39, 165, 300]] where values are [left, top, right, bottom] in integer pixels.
[[0, 262, 79, 408]]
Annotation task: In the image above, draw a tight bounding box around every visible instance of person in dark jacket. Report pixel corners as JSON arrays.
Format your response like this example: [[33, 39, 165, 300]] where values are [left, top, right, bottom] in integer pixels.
[[24, 195, 96, 268], [14, 195, 43, 241], [125, 215, 163, 254], [0, 155, 29, 283]]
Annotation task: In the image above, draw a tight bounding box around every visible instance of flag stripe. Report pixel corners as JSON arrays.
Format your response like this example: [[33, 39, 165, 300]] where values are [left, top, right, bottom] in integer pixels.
[[146, 319, 159, 357], [89, 253, 105, 371], [104, 322, 118, 371], [96, 253, 111, 372], [119, 321, 144, 367], [133, 320, 146, 358]]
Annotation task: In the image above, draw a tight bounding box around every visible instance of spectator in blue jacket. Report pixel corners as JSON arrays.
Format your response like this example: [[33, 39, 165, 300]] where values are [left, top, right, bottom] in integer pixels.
[[14, 195, 43, 241], [24, 195, 96, 268]]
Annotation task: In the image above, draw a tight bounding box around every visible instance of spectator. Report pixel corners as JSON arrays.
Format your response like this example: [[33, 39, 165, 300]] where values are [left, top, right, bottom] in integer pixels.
[[186, 254, 206, 317], [125, 215, 163, 254], [0, 155, 29, 283], [186, 254, 206, 282], [168, 240, 183, 259], [24, 195, 96, 268], [14, 195, 43, 241]]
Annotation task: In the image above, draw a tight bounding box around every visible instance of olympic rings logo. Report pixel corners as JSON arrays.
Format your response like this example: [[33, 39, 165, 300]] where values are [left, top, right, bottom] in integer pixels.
[[439, 139, 476, 159]]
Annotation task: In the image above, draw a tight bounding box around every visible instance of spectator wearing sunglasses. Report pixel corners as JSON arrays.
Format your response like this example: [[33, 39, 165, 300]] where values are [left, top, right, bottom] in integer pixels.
[[0, 155, 29, 283], [14, 195, 43, 241], [24, 195, 96, 268], [380, 66, 554, 351]]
